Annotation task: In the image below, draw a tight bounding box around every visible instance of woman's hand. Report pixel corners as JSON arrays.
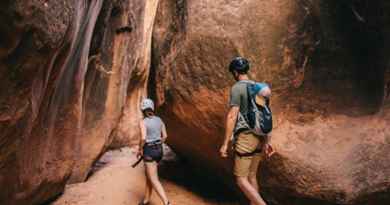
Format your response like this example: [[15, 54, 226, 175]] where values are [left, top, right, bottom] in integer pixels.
[[137, 148, 143, 158]]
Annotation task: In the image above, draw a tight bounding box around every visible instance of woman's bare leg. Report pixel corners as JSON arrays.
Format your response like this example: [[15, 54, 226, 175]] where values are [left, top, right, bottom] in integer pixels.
[[143, 173, 153, 203], [145, 162, 169, 204]]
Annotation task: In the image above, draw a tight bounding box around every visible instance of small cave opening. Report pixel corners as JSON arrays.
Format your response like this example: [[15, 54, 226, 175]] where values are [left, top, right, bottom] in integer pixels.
[[298, 0, 389, 116], [331, 0, 387, 109]]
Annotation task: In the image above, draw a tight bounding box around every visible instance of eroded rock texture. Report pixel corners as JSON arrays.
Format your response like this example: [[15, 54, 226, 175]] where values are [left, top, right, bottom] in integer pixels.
[[152, 0, 390, 205], [153, 0, 314, 181], [0, 0, 159, 204], [1, 0, 390, 205]]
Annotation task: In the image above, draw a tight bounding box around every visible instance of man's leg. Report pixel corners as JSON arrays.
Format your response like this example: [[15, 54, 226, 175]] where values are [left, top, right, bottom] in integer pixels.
[[236, 176, 267, 205], [234, 155, 267, 205], [248, 173, 259, 192], [248, 153, 263, 192], [234, 132, 267, 205]]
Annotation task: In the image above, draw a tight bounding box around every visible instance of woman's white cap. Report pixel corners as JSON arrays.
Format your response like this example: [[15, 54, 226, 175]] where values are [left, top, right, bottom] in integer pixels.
[[141, 98, 155, 111]]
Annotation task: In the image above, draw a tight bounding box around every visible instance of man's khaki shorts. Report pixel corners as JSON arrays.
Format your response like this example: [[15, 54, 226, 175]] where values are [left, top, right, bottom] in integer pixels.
[[234, 131, 264, 177]]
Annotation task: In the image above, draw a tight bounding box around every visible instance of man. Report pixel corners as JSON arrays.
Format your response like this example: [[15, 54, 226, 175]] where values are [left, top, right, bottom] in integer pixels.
[[220, 57, 273, 205]]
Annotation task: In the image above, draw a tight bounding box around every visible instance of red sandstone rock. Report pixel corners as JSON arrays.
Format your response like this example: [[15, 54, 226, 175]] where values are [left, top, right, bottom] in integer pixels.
[[152, 1, 390, 205], [0, 0, 159, 204], [1, 0, 390, 205]]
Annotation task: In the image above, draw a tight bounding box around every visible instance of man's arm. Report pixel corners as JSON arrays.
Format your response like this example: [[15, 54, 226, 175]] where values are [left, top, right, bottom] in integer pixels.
[[220, 106, 239, 157], [264, 133, 275, 158], [262, 85, 275, 157]]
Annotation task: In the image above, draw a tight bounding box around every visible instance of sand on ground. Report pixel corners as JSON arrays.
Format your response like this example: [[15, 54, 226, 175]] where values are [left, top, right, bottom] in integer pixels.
[[52, 147, 239, 205]]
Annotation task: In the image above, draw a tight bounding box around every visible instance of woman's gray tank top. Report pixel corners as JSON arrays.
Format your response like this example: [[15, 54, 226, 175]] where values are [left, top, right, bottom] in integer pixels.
[[143, 116, 164, 143]]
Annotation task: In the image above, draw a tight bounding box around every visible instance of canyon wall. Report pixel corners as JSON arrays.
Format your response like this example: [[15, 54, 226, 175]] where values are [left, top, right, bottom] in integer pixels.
[[0, 0, 389, 205], [0, 0, 159, 204], [152, 0, 390, 205]]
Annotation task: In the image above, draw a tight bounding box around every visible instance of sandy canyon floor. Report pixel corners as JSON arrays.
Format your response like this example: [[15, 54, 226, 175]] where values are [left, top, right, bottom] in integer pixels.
[[52, 147, 239, 205]]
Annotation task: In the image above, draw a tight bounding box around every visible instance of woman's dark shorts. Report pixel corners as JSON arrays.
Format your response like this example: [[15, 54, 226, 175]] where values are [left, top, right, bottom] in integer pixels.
[[143, 143, 163, 163]]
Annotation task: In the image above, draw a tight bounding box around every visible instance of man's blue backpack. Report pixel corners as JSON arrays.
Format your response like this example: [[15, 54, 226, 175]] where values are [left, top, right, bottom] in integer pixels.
[[246, 83, 273, 135], [234, 82, 273, 136]]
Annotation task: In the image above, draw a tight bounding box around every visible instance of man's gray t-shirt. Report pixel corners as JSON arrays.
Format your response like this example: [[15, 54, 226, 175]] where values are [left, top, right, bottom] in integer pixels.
[[229, 80, 251, 116], [230, 80, 270, 115]]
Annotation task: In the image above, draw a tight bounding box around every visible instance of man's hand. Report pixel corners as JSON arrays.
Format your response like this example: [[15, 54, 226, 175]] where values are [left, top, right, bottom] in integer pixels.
[[219, 143, 229, 158], [264, 143, 275, 158]]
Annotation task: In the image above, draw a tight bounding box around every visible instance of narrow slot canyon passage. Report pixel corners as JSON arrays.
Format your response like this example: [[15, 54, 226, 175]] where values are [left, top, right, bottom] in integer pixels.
[[50, 147, 239, 205], [1, 1, 390, 205]]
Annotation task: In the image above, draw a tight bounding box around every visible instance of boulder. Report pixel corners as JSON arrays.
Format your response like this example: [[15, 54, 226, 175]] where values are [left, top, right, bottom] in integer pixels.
[[263, 111, 390, 205], [1, 0, 390, 204], [152, 0, 314, 180], [152, 0, 390, 204]]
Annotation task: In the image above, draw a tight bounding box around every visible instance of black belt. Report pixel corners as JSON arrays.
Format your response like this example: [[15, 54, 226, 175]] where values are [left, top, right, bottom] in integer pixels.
[[145, 140, 162, 146], [235, 148, 262, 157]]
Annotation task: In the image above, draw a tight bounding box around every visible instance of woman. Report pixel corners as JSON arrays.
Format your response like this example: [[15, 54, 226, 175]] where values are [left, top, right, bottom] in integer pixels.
[[138, 98, 171, 205]]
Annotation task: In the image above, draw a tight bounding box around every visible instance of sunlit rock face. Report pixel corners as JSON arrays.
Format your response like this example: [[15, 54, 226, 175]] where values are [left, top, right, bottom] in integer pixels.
[[0, 0, 159, 204], [0, 0, 390, 205], [152, 0, 313, 181], [152, 0, 390, 204]]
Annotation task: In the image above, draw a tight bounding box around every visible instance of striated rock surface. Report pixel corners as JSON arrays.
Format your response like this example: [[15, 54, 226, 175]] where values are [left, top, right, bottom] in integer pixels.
[[0, 0, 159, 204], [0, 0, 390, 205], [112, 0, 161, 149], [70, 0, 160, 181]]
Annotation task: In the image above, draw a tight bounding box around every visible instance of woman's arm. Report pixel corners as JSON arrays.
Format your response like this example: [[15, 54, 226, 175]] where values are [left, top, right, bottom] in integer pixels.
[[138, 120, 147, 155], [161, 122, 168, 142]]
